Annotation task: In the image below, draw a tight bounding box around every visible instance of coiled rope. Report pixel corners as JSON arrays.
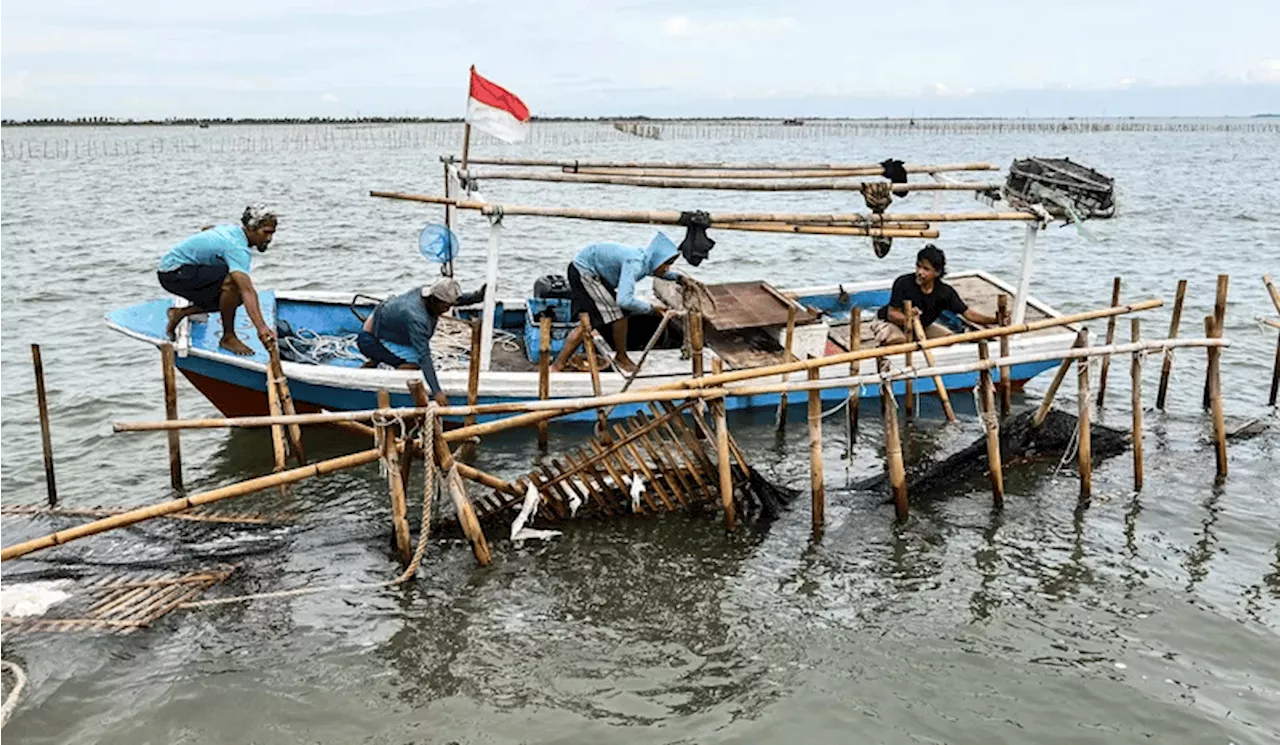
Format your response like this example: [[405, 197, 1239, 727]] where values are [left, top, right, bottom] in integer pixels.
[[1, 660, 26, 728]]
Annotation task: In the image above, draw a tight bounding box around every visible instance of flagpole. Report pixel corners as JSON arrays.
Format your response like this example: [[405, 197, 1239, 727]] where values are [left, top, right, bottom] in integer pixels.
[[461, 65, 475, 176]]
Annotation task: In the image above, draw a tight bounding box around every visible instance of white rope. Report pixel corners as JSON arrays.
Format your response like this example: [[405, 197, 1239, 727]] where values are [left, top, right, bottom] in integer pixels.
[[280, 324, 521, 371], [1, 660, 26, 728]]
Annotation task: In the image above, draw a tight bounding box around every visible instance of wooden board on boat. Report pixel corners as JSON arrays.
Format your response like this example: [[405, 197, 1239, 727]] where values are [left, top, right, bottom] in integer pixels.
[[703, 281, 818, 332]]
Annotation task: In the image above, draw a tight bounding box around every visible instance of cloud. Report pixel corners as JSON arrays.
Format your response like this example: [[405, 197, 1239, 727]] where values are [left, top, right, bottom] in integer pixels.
[[321, 92, 339, 103], [661, 14, 797, 39], [1248, 59, 1280, 83]]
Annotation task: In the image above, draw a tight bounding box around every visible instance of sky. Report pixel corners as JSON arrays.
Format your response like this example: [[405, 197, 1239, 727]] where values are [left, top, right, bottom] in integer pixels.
[[2, 0, 1279, 120]]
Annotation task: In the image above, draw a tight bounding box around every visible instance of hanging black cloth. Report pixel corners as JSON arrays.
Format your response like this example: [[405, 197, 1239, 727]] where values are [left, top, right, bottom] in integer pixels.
[[677, 211, 715, 266], [880, 158, 909, 197]]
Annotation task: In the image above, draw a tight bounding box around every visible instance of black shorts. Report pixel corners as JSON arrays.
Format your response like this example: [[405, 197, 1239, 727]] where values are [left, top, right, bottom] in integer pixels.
[[158, 261, 229, 311]]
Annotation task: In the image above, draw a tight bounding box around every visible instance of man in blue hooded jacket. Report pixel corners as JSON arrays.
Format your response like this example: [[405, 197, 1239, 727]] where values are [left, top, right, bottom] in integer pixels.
[[551, 232, 687, 373]]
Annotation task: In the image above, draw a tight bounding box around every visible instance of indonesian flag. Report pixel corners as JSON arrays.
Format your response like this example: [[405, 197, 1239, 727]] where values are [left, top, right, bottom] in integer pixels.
[[466, 66, 530, 143]]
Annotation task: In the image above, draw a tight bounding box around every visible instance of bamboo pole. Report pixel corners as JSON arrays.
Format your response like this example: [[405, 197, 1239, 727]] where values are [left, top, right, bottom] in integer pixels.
[[433, 416, 492, 566], [160, 343, 184, 491], [1206, 317, 1228, 478], [408, 380, 523, 498], [807, 366, 825, 533], [1270, 330, 1280, 407], [977, 341, 1004, 509], [1204, 275, 1229, 411], [31, 344, 57, 506], [579, 313, 610, 436], [1033, 330, 1089, 427], [564, 166, 989, 179], [265, 357, 289, 487], [710, 222, 939, 240], [846, 309, 862, 448], [1131, 319, 1144, 491], [537, 316, 552, 450], [377, 389, 411, 565], [882, 372, 908, 522], [456, 156, 997, 172], [689, 311, 705, 378], [1266, 275, 1280, 315], [464, 320, 482, 427], [1156, 279, 1187, 410], [712, 359, 735, 531], [997, 295, 1012, 417], [775, 306, 797, 432], [369, 191, 1040, 225], [1, 449, 381, 562], [459, 169, 1004, 193], [908, 315, 956, 422], [1077, 334, 1093, 503], [268, 342, 306, 465], [117, 301, 1167, 437], [1097, 277, 1122, 408], [903, 301, 915, 420]]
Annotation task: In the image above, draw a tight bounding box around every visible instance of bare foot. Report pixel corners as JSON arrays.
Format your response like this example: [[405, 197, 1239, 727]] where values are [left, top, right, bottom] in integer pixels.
[[165, 307, 183, 340], [361, 359, 379, 369], [219, 335, 254, 356], [613, 356, 638, 374]]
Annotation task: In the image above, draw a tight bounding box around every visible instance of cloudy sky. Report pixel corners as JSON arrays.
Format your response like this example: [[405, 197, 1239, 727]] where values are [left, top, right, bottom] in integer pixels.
[[3, 0, 1278, 120]]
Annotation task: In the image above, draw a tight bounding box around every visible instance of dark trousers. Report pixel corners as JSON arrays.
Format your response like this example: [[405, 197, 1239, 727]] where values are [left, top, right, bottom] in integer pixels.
[[357, 331, 408, 367]]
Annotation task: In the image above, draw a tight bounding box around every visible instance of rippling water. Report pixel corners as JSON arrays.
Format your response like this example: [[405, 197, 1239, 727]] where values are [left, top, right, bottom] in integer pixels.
[[2, 122, 1279, 743]]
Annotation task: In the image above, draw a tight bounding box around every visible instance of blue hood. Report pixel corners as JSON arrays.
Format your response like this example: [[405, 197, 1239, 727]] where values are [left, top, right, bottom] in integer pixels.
[[644, 232, 679, 275]]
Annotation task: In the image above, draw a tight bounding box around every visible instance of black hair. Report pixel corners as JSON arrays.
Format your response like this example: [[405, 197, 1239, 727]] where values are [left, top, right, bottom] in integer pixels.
[[917, 244, 946, 278]]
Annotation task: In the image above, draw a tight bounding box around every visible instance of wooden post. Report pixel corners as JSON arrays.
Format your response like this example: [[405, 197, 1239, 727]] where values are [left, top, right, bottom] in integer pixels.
[[1204, 275, 1229, 412], [1097, 277, 1121, 408], [807, 366, 825, 533], [1033, 329, 1089, 428], [846, 308, 861, 448], [881, 372, 908, 521], [712, 358, 735, 531], [775, 305, 797, 432], [1206, 316, 1228, 478], [689, 311, 705, 378], [1077, 334, 1093, 503], [464, 320, 482, 427], [1270, 332, 1280, 408], [265, 354, 289, 497], [977, 342, 1004, 509], [909, 315, 956, 422], [268, 343, 305, 465], [1130, 319, 1144, 491], [997, 294, 1012, 417], [1156, 279, 1187, 410], [31, 344, 57, 506], [376, 389, 412, 566], [160, 343, 184, 491], [902, 300, 915, 419], [578, 312, 610, 436], [537, 316, 552, 450]]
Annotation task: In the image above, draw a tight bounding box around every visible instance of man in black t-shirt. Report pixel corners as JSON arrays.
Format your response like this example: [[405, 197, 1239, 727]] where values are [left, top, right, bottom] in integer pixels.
[[869, 245, 999, 345]]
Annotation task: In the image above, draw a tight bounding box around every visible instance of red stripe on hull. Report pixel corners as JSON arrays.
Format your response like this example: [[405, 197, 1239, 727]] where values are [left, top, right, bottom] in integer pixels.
[[179, 370, 321, 417]]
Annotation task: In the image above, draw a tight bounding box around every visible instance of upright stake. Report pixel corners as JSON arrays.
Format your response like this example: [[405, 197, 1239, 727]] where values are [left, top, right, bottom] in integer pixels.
[[160, 343, 184, 491], [1077, 333, 1093, 503], [377, 388, 412, 566], [977, 341, 1004, 509], [578, 313, 609, 436], [265, 354, 289, 497], [537, 315, 552, 450], [712, 358, 735, 531], [1130, 319, 1144, 491], [846, 308, 862, 448], [268, 342, 305, 465], [1156, 279, 1187, 410], [31, 344, 58, 506], [464, 319, 482, 427], [1097, 277, 1122, 408], [1206, 316, 1228, 478], [1270, 332, 1280, 408], [881, 371, 908, 521], [903, 300, 915, 420], [1033, 329, 1089, 428], [1204, 275, 1229, 412], [775, 305, 797, 432], [997, 294, 1012, 417], [807, 366, 825, 533], [689, 311, 705, 378]]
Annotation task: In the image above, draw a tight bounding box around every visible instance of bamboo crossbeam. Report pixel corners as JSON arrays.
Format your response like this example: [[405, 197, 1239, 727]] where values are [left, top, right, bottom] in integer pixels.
[[563, 166, 987, 179], [1, 449, 381, 562], [460, 169, 1003, 193], [370, 191, 1041, 224], [710, 223, 939, 239], [450, 156, 998, 172]]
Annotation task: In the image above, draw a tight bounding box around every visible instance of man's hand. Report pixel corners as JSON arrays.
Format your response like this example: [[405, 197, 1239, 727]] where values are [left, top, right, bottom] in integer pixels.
[[674, 273, 689, 286], [434, 391, 449, 407], [257, 325, 277, 346], [650, 303, 668, 315]]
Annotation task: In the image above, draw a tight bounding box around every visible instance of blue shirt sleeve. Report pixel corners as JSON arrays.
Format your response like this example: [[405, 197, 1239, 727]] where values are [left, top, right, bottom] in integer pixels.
[[409, 317, 442, 395], [223, 244, 252, 275], [616, 258, 652, 314]]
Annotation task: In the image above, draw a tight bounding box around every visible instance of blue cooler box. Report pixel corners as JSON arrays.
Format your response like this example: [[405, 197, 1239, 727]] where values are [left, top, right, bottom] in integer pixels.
[[524, 297, 575, 363]]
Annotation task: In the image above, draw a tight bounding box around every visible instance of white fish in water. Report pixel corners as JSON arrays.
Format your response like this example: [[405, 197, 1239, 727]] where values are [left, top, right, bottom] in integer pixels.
[[627, 474, 646, 512]]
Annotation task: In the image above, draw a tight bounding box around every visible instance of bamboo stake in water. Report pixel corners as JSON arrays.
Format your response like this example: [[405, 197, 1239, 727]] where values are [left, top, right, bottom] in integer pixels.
[[1077, 333, 1093, 503], [977, 341, 1004, 509], [1205, 315, 1228, 478], [1131, 319, 1145, 491], [712, 359, 735, 531], [1270, 331, 1280, 408], [881, 366, 908, 521], [578, 313, 610, 437], [537, 316, 552, 450], [268, 342, 305, 465], [847, 309, 862, 450], [377, 390, 412, 566], [997, 295, 1012, 417], [1097, 277, 1122, 408], [1033, 330, 1089, 427], [160, 343, 183, 491], [1156, 279, 1187, 410], [464, 320, 482, 426], [808, 366, 825, 533], [1204, 275, 1229, 411], [265, 356, 289, 497], [689, 311, 705, 378], [775, 306, 797, 433], [31, 344, 57, 506], [903, 300, 916, 420]]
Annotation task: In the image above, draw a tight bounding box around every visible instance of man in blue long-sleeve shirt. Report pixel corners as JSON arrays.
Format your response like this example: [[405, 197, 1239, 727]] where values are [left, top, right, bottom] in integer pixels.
[[551, 232, 687, 373], [357, 279, 485, 405]]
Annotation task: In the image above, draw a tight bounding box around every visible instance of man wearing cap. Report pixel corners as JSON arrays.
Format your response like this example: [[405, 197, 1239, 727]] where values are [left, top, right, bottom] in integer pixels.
[[158, 204, 279, 356], [357, 279, 486, 405], [551, 232, 688, 374]]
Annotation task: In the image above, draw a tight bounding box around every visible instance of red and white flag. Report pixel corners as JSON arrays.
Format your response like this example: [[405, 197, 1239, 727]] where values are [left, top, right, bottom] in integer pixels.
[[466, 66, 530, 143]]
